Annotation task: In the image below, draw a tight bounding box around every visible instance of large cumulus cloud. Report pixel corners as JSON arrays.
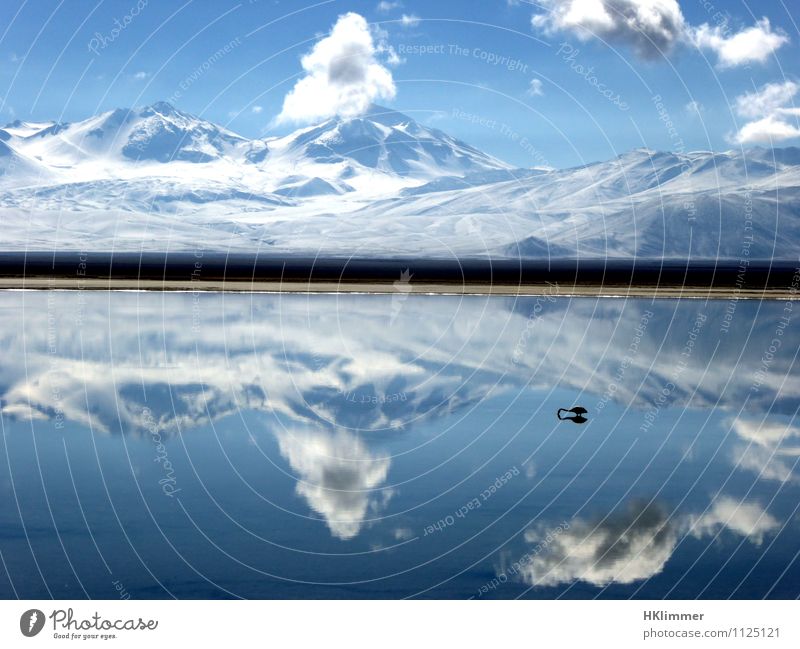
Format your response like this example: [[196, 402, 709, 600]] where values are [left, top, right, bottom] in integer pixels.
[[533, 0, 685, 60], [531, 0, 787, 66], [276, 428, 392, 540], [517, 497, 779, 588], [277, 12, 396, 124]]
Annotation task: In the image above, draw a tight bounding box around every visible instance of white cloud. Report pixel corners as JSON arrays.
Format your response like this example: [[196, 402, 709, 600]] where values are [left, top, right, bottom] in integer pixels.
[[532, 0, 686, 60], [376, 1, 402, 12], [730, 416, 800, 480], [277, 428, 392, 540], [689, 497, 779, 545], [400, 14, 421, 27], [518, 496, 781, 588], [732, 417, 800, 447], [733, 443, 798, 483], [734, 80, 799, 119], [277, 12, 397, 124], [383, 44, 403, 66], [520, 502, 678, 587], [251, 105, 263, 114], [133, 71, 149, 80], [690, 18, 788, 68], [528, 78, 544, 96], [685, 99, 703, 115], [531, 1, 788, 67], [731, 81, 800, 145], [393, 527, 414, 541]]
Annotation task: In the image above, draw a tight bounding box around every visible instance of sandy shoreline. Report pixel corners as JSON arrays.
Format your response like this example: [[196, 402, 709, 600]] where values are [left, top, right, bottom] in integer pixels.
[[0, 277, 793, 299]]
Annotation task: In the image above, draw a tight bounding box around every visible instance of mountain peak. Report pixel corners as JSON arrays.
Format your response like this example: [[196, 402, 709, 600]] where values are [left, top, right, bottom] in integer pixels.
[[358, 105, 412, 127], [310, 105, 410, 127], [138, 101, 188, 120], [146, 100, 178, 113], [278, 104, 511, 178], [1, 118, 60, 138]]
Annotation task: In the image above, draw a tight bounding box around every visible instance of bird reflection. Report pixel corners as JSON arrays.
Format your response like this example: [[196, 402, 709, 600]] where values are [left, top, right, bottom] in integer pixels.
[[557, 406, 588, 424]]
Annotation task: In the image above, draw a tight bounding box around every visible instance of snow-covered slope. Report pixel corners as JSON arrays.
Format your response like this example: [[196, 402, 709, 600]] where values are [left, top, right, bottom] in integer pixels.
[[0, 139, 54, 187], [351, 147, 800, 258], [271, 105, 510, 178], [10, 102, 249, 167], [0, 102, 798, 257], [0, 120, 56, 138]]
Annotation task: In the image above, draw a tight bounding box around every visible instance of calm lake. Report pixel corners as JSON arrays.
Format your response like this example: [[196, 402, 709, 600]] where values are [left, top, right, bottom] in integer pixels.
[[1, 291, 798, 598]]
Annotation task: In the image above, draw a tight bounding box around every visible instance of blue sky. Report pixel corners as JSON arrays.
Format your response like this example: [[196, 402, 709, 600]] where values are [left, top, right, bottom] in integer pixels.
[[0, 0, 798, 168]]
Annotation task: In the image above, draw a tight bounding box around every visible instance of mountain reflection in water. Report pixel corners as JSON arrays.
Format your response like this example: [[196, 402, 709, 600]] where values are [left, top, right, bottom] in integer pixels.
[[0, 291, 798, 599]]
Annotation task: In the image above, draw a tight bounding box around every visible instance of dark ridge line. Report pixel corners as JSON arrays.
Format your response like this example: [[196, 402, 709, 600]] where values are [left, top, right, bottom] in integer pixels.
[[0, 252, 796, 295]]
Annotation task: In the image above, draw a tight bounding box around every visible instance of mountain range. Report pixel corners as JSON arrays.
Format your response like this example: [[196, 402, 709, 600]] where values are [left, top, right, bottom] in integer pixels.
[[1, 102, 798, 257]]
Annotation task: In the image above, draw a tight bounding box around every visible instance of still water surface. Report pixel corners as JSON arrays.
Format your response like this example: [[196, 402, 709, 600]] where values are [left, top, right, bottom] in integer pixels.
[[1, 291, 798, 598]]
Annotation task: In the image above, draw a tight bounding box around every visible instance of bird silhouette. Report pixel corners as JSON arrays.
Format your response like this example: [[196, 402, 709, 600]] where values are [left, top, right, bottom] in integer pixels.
[[557, 406, 588, 424]]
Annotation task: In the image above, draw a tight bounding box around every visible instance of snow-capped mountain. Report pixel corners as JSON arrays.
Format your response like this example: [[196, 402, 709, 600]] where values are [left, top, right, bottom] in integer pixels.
[[362, 146, 800, 258], [0, 101, 798, 258], [2, 102, 249, 164], [272, 105, 510, 177]]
